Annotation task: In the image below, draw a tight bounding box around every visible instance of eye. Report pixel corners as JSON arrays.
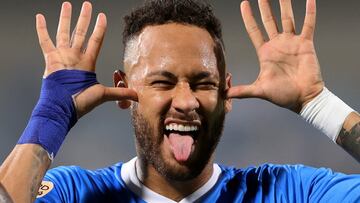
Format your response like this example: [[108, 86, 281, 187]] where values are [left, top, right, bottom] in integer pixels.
[[193, 82, 218, 90], [151, 80, 175, 89]]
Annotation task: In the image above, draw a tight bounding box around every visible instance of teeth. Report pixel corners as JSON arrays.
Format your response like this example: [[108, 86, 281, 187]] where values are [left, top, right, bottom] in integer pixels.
[[165, 123, 199, 132]]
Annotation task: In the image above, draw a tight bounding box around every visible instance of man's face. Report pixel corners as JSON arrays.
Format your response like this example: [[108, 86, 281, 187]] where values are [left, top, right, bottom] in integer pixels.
[[124, 23, 230, 180]]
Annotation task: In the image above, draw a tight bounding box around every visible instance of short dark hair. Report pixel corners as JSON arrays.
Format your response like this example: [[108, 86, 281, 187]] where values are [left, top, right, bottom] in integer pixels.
[[123, 0, 226, 90], [123, 0, 223, 46]]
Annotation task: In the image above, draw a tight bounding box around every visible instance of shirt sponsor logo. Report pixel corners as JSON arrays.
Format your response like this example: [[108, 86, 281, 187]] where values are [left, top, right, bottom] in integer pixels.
[[36, 181, 54, 198]]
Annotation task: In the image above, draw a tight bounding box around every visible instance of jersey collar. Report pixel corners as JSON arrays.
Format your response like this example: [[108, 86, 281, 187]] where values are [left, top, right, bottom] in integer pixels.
[[121, 157, 222, 203]]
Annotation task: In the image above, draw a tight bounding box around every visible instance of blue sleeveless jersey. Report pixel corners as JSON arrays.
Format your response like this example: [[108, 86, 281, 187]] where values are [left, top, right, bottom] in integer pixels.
[[35, 162, 360, 202]]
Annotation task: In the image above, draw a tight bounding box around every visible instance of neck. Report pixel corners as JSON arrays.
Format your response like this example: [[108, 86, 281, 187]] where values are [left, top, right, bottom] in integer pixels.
[[135, 157, 214, 202]]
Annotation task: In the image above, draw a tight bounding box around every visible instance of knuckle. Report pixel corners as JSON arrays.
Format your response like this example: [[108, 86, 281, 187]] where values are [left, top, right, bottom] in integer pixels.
[[74, 29, 87, 37], [90, 35, 103, 44], [37, 25, 47, 30], [247, 25, 260, 34], [102, 87, 111, 101], [61, 14, 71, 20], [306, 11, 316, 15], [262, 16, 275, 24], [303, 23, 315, 32], [39, 37, 51, 47], [96, 23, 107, 30], [281, 17, 294, 23], [56, 35, 69, 44], [269, 32, 278, 38]]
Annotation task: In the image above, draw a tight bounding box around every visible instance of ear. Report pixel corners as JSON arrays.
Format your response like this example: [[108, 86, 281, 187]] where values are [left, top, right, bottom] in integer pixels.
[[113, 70, 131, 109], [224, 72, 232, 113]]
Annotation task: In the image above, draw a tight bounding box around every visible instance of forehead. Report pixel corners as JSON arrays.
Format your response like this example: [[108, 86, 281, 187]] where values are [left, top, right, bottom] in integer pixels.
[[125, 23, 219, 78]]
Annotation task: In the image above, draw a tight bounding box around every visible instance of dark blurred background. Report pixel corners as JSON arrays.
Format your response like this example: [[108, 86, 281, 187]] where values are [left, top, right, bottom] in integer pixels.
[[0, 0, 359, 173]]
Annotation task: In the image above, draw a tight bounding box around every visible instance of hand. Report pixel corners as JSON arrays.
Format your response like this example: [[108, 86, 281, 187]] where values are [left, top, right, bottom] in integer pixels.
[[36, 1, 138, 117], [227, 0, 324, 113]]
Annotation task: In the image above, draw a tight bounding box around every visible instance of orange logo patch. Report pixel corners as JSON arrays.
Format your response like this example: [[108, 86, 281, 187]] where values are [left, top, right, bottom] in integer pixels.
[[36, 181, 54, 198]]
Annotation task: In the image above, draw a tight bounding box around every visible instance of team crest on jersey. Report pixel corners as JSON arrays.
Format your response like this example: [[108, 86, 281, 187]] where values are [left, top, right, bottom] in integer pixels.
[[36, 181, 54, 198]]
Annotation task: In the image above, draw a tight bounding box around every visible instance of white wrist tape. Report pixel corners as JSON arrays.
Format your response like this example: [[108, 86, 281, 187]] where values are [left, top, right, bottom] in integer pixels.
[[300, 87, 354, 142]]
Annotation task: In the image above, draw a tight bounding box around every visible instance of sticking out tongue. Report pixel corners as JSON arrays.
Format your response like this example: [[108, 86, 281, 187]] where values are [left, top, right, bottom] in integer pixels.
[[168, 133, 194, 162]]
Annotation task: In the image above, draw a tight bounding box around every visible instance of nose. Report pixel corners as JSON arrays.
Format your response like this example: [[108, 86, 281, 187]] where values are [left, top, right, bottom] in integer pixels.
[[172, 83, 199, 114]]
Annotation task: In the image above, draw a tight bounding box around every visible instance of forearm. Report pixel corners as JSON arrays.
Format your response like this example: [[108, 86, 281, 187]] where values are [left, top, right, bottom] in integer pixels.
[[337, 112, 360, 162], [0, 144, 51, 203], [299, 87, 360, 162]]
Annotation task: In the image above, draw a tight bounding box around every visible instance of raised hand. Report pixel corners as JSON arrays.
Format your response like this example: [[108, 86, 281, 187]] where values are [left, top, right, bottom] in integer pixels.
[[36, 1, 137, 117], [227, 0, 324, 113]]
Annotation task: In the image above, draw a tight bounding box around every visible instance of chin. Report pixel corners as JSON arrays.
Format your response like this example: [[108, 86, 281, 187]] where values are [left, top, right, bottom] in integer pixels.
[[152, 141, 213, 181], [156, 152, 204, 181]]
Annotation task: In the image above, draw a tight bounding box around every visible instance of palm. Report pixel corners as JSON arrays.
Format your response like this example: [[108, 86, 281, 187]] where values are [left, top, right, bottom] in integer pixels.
[[43, 48, 88, 75], [228, 0, 323, 112], [255, 34, 322, 110], [36, 2, 137, 117]]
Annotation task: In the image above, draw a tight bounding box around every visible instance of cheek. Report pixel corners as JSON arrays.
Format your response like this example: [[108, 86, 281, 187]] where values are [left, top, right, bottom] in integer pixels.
[[137, 89, 172, 119], [195, 91, 221, 113]]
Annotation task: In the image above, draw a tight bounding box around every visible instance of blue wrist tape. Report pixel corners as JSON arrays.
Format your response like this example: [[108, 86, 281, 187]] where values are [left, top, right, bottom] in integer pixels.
[[18, 69, 98, 158]]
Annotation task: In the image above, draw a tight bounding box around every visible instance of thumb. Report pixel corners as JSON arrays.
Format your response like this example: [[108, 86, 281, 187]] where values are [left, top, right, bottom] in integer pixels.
[[103, 87, 138, 102], [226, 84, 263, 99]]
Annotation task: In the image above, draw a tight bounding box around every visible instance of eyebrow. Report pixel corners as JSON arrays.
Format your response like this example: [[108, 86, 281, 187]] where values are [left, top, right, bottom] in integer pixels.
[[192, 71, 214, 81], [146, 71, 177, 81], [146, 70, 217, 81]]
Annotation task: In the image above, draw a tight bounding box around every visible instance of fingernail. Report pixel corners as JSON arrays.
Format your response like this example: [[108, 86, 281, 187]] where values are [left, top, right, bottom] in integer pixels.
[[83, 1, 92, 10], [62, 2, 70, 8]]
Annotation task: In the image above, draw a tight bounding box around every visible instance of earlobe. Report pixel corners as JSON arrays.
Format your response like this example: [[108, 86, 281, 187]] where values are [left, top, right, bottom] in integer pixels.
[[225, 72, 232, 113], [113, 70, 131, 109]]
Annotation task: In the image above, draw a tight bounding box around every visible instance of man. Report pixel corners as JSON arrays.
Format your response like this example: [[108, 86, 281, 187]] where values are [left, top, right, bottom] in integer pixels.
[[0, 0, 359, 202]]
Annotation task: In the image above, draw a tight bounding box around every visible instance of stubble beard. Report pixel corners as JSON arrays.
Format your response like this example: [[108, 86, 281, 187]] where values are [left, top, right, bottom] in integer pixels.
[[131, 103, 225, 181]]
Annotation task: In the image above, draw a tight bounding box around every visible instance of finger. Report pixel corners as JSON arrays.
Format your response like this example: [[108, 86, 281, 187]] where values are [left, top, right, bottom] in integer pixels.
[[226, 84, 263, 99], [301, 0, 316, 40], [113, 70, 131, 108], [241, 1, 265, 50], [56, 2, 72, 48], [114, 74, 131, 109], [103, 87, 138, 102], [71, 1, 92, 49], [85, 13, 107, 63], [279, 0, 295, 33], [36, 14, 56, 54], [117, 100, 132, 109], [258, 0, 279, 39]]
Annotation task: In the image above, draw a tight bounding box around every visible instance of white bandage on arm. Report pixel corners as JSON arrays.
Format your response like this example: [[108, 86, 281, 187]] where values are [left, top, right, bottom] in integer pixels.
[[300, 87, 354, 142]]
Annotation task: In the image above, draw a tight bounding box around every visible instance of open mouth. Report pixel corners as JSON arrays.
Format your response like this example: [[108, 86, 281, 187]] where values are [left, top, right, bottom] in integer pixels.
[[163, 122, 201, 162], [164, 123, 200, 138]]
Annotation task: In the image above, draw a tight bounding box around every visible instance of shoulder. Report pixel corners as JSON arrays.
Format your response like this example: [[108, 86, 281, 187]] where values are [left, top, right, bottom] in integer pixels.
[[36, 162, 128, 202], [212, 164, 360, 202], [46, 162, 123, 181], [220, 163, 336, 178], [44, 162, 124, 189], [218, 163, 349, 186]]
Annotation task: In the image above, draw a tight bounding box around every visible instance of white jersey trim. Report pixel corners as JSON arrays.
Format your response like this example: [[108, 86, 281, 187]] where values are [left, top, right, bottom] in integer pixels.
[[121, 157, 221, 203]]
